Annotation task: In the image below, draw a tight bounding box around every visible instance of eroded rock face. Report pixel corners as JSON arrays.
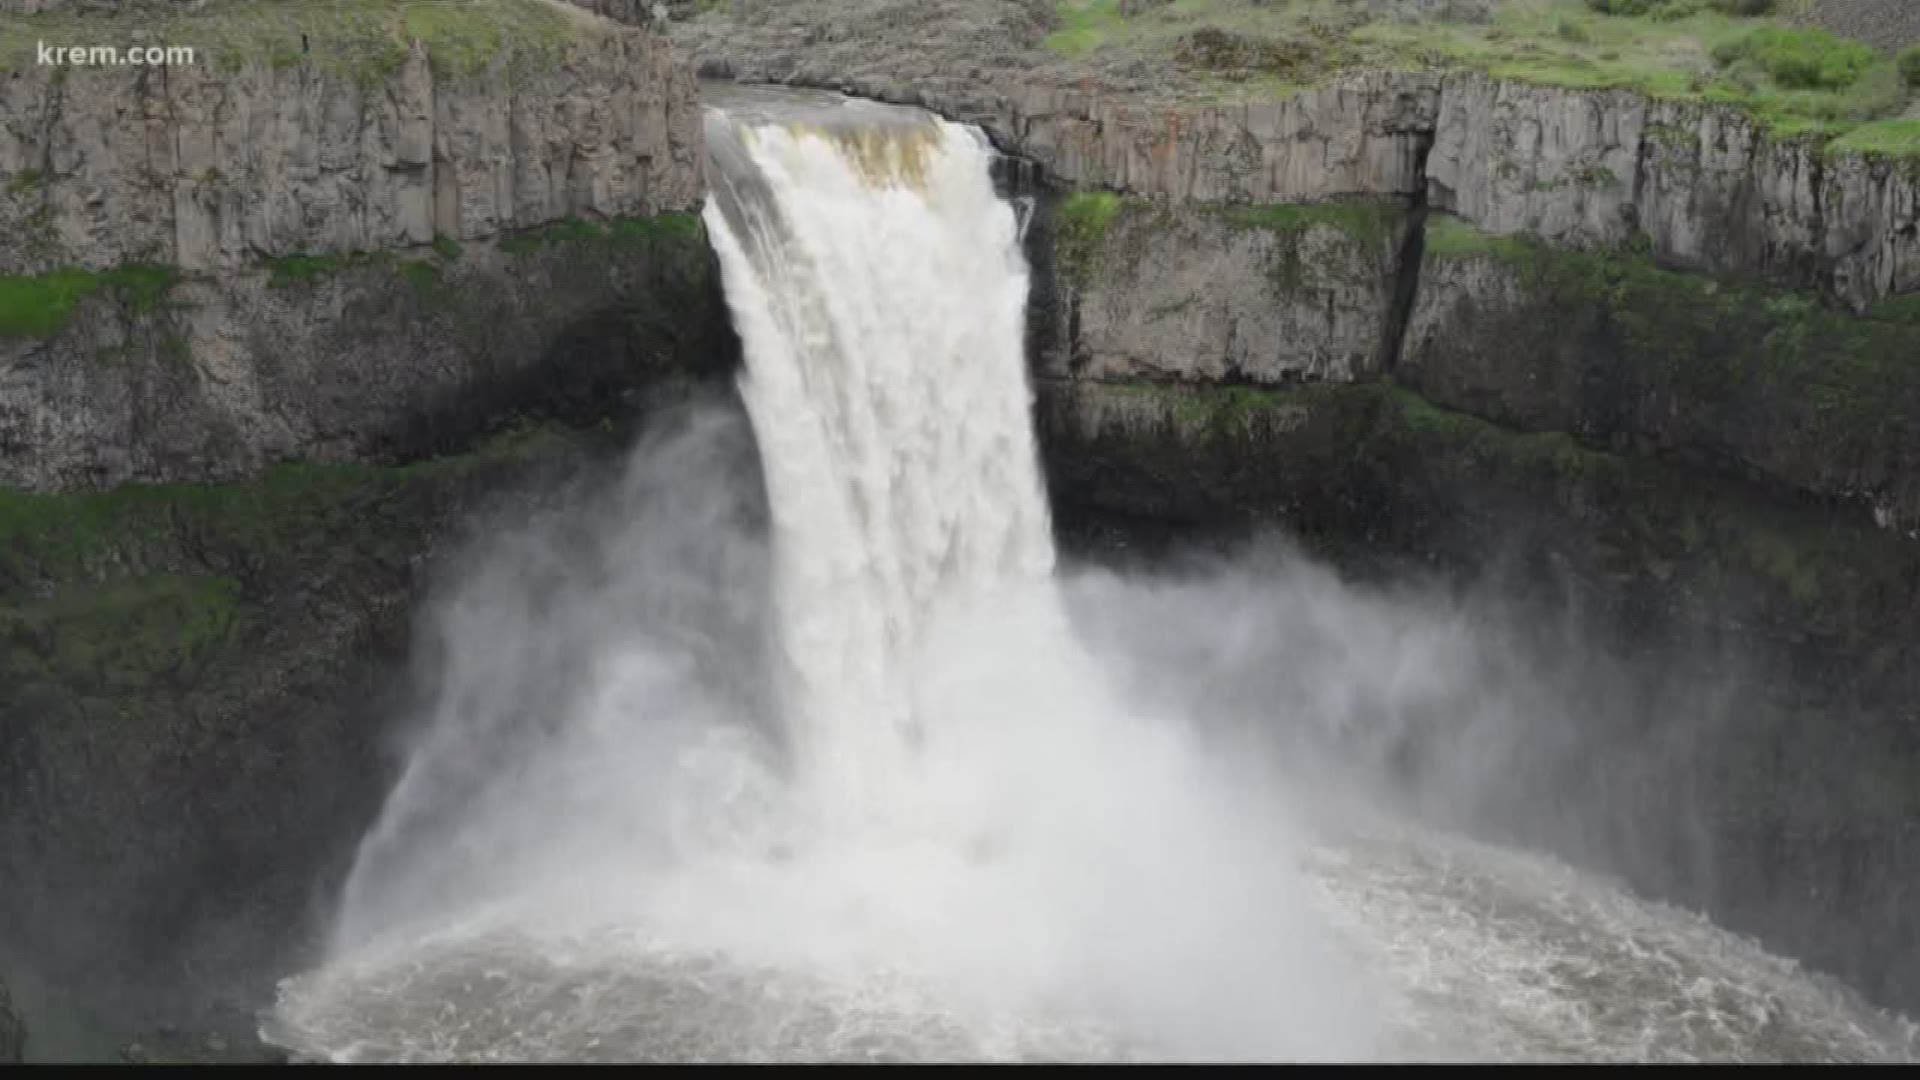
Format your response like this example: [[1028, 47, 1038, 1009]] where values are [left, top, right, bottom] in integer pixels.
[[1401, 224, 1920, 529], [1038, 200, 1413, 387], [0, 37, 701, 274], [1428, 77, 1920, 311], [0, 219, 729, 491]]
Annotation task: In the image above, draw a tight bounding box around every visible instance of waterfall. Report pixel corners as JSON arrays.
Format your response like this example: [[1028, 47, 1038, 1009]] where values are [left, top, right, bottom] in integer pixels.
[[700, 102, 1057, 825]]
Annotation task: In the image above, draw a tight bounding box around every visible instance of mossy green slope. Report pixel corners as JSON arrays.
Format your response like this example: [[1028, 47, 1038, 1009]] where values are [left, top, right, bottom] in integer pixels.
[[0, 0, 622, 79], [1046, 0, 1917, 148], [1412, 215, 1920, 513]]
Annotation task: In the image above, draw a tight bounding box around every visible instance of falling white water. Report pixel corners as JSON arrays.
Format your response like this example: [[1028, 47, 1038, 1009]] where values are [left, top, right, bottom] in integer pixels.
[[683, 98, 1380, 1058], [703, 107, 1056, 824], [263, 89, 1920, 1065]]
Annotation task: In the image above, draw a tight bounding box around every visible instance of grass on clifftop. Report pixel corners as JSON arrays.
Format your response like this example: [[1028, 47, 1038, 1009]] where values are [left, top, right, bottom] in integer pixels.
[[0, 0, 617, 79], [1047, 0, 1916, 146]]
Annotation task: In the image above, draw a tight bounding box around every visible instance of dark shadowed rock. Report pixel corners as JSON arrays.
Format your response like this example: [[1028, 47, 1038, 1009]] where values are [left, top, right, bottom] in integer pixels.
[[1, 979, 22, 1062]]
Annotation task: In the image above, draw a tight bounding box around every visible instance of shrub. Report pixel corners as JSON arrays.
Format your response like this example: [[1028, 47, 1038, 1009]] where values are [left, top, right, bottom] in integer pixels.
[[1900, 46, 1920, 89], [1713, 27, 1880, 91]]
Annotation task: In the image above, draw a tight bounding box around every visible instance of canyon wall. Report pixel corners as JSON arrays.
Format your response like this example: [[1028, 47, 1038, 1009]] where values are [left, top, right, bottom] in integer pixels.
[[0, 10, 709, 491], [0, 3, 733, 1056], [0, 32, 698, 275]]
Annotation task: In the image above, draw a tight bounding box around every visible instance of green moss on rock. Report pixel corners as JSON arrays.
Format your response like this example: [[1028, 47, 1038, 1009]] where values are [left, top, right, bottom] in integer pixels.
[[498, 213, 705, 255], [1415, 214, 1919, 478], [0, 264, 181, 338], [1054, 192, 1126, 287], [0, 422, 576, 589], [1, 575, 242, 688]]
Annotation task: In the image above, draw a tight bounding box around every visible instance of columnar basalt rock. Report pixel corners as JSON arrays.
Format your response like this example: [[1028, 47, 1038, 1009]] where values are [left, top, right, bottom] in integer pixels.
[[0, 4, 713, 492], [678, 5, 1920, 311], [1039, 199, 1414, 388], [0, 37, 701, 275], [0, 219, 730, 491]]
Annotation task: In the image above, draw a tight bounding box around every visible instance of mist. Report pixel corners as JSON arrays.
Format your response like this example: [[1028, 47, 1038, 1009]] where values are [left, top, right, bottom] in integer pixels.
[[271, 389, 1914, 1062]]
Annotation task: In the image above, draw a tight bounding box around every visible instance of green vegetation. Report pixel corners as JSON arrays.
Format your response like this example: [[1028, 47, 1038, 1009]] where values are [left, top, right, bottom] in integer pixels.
[[1422, 213, 1919, 542], [1044, 0, 1913, 144], [261, 215, 698, 289], [498, 213, 705, 255], [1424, 210, 1916, 374], [0, 419, 584, 691], [1047, 0, 1128, 58], [0, 575, 242, 687], [0, 270, 101, 338], [0, 420, 576, 585], [1901, 46, 1920, 88], [1827, 118, 1920, 159], [1053, 191, 1127, 285], [5, 169, 43, 195], [1100, 372, 1883, 613], [0, 263, 181, 338], [1712, 25, 1878, 91], [1385, 381, 1886, 609], [263, 237, 477, 299], [1220, 200, 1404, 248], [1385, 381, 1619, 481], [264, 249, 387, 287], [1103, 378, 1367, 443], [1171, 383, 1287, 430], [0, 0, 615, 80]]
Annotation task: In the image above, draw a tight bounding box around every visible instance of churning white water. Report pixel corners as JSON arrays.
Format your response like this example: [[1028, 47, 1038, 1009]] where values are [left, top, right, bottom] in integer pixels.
[[264, 89, 1920, 1063]]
